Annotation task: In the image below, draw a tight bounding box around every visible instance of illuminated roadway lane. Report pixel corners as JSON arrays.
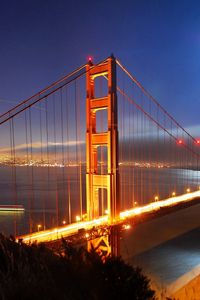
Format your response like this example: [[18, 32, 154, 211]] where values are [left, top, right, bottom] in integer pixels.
[[19, 190, 200, 244], [120, 202, 200, 299]]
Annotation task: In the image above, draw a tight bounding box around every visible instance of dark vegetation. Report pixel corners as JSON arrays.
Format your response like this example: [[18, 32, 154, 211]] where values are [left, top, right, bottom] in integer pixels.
[[0, 234, 157, 300]]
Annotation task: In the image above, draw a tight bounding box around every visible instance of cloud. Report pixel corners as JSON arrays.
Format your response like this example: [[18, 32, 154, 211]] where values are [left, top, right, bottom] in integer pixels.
[[0, 140, 85, 153], [183, 124, 200, 137]]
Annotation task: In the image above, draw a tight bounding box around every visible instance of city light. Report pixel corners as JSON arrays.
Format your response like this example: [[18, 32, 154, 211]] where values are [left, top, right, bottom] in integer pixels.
[[37, 224, 42, 231], [172, 192, 176, 196], [62, 220, 66, 225], [186, 188, 190, 193], [154, 196, 159, 201]]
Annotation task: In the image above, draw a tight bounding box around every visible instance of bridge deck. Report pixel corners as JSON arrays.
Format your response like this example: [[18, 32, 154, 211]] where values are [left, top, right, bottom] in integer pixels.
[[18, 190, 200, 243], [121, 202, 200, 299]]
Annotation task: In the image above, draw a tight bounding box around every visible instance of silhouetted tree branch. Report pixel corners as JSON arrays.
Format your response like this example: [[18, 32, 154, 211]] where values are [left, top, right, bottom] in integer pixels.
[[0, 234, 156, 300]]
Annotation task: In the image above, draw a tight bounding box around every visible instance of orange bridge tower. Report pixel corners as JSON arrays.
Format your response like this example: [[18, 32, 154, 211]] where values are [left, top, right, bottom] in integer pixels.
[[86, 55, 120, 225]]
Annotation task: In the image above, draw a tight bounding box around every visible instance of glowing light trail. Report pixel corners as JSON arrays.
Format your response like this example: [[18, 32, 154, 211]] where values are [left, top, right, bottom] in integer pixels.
[[0, 205, 24, 212], [19, 190, 200, 244]]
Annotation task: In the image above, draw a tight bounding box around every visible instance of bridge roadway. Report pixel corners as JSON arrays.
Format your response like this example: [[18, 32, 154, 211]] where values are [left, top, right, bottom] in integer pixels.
[[121, 199, 200, 299], [19, 190, 200, 244]]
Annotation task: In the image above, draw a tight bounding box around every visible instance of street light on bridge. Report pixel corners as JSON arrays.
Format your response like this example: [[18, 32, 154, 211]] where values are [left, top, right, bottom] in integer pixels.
[[154, 196, 159, 201], [76, 215, 81, 222], [37, 224, 42, 231]]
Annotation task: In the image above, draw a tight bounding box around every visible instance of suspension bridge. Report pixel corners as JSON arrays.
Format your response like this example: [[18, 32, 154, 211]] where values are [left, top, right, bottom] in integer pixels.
[[0, 55, 200, 255]]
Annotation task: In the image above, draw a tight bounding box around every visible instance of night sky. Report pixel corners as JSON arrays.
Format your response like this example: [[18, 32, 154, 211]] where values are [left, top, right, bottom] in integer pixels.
[[0, 0, 200, 135]]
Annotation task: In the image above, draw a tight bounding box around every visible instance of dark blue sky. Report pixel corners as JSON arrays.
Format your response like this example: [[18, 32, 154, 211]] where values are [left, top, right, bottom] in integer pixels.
[[0, 0, 200, 134]]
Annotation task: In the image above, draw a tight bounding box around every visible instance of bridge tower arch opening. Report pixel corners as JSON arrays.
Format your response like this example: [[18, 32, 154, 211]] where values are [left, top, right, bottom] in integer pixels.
[[86, 55, 120, 224]]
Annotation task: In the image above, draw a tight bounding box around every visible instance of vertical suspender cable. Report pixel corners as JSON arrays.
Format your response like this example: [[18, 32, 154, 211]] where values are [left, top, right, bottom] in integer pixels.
[[66, 86, 71, 223], [25, 110, 31, 233], [60, 88, 66, 224], [9, 117, 17, 236], [77, 79, 83, 219], [53, 93, 59, 226], [45, 99, 50, 230], [74, 81, 80, 218], [29, 107, 34, 232], [39, 102, 46, 228]]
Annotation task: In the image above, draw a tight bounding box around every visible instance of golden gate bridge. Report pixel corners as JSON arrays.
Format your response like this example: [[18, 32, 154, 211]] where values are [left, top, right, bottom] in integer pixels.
[[0, 55, 200, 255]]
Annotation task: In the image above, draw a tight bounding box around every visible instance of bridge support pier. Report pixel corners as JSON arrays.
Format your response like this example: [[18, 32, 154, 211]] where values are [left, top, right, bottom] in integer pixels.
[[87, 225, 120, 258]]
